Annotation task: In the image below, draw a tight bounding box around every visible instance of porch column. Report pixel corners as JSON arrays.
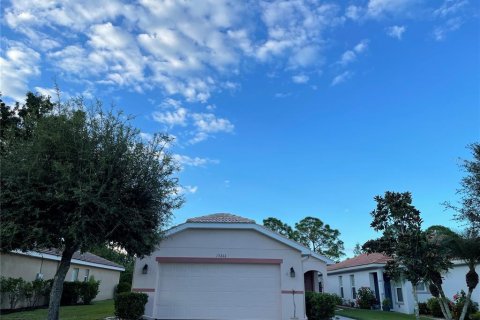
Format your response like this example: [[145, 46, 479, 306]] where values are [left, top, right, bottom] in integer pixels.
[[377, 270, 385, 308]]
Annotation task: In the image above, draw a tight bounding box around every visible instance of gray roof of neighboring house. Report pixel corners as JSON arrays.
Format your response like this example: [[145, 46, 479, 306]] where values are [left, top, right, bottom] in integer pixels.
[[35, 248, 124, 269], [187, 213, 256, 224]]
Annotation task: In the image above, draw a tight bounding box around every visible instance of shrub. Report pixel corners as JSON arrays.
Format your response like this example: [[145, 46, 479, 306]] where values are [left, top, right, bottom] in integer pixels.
[[452, 290, 479, 320], [31, 279, 50, 307], [115, 292, 148, 320], [0, 276, 26, 309], [471, 312, 480, 320], [61, 281, 81, 305], [356, 287, 376, 309], [418, 302, 429, 315], [116, 282, 132, 295], [79, 277, 100, 305], [305, 292, 337, 320], [330, 293, 342, 306], [427, 297, 446, 318]]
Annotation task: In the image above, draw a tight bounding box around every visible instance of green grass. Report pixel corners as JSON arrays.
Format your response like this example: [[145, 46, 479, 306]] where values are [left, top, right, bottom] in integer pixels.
[[336, 307, 433, 320], [2, 299, 114, 320]]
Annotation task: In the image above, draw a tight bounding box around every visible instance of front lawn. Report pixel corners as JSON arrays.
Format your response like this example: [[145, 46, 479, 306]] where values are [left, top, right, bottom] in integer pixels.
[[2, 299, 114, 320], [336, 307, 433, 320]]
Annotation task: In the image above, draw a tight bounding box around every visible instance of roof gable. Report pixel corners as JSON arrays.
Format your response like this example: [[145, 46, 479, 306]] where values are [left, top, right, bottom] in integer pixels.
[[165, 213, 334, 265]]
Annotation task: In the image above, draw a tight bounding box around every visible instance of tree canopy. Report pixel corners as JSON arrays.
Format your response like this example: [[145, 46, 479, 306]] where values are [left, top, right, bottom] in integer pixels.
[[263, 216, 345, 260], [0, 93, 183, 320]]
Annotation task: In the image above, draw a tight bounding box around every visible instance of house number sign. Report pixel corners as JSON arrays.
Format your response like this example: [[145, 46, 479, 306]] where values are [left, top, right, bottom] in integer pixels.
[[216, 253, 227, 258]]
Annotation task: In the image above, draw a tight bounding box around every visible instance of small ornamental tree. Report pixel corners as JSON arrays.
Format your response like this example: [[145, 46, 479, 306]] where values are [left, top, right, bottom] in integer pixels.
[[0, 93, 183, 320]]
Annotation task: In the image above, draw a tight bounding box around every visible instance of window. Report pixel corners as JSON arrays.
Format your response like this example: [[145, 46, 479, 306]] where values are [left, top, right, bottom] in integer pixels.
[[350, 275, 356, 299], [339, 276, 344, 298], [396, 287, 404, 303], [416, 282, 427, 292], [84, 269, 90, 282], [72, 268, 79, 281]]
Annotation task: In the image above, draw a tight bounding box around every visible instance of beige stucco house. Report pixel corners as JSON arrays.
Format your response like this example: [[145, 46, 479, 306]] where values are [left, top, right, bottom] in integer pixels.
[[0, 249, 124, 309], [133, 213, 333, 320]]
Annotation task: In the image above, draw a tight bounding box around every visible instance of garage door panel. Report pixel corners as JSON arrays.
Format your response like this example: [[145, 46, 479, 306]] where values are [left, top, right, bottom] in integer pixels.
[[155, 263, 281, 319]]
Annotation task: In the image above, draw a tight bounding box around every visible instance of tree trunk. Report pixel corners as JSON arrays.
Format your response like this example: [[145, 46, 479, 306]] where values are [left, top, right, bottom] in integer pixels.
[[412, 285, 420, 320], [437, 285, 453, 320], [459, 288, 474, 320], [47, 246, 76, 320]]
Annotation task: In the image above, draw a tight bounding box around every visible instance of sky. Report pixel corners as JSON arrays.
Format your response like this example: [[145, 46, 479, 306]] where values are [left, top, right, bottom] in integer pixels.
[[1, 0, 479, 257]]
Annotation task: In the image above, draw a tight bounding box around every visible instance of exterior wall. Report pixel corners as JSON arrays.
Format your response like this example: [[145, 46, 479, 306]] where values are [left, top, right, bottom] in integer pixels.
[[327, 263, 480, 315], [326, 267, 384, 306], [133, 228, 327, 320], [0, 252, 121, 309]]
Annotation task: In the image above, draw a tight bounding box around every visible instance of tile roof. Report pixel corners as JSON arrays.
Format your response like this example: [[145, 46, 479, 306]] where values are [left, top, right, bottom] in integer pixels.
[[36, 248, 124, 269], [186, 213, 256, 224], [327, 253, 391, 271]]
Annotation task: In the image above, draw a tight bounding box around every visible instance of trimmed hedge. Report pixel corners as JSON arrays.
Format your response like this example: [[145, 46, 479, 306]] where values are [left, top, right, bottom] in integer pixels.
[[115, 292, 148, 320], [305, 292, 337, 320], [116, 282, 132, 295], [60, 280, 100, 305]]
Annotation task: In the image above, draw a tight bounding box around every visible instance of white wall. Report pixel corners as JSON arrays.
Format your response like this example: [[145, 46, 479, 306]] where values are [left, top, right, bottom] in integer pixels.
[[133, 227, 327, 320], [327, 263, 480, 315], [326, 268, 385, 305]]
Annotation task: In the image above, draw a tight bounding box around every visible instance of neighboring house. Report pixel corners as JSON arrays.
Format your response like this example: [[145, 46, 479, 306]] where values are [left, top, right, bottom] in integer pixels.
[[133, 213, 334, 320], [0, 249, 125, 309], [326, 253, 480, 314]]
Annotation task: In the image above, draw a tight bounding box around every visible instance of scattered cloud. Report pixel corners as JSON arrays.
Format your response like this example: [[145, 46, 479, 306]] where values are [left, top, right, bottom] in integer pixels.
[[1, 0, 348, 103], [366, 0, 417, 18], [139, 132, 154, 142], [434, 0, 468, 18], [386, 25, 407, 39], [0, 40, 40, 102], [173, 154, 219, 168], [176, 185, 198, 194], [338, 40, 369, 66], [275, 92, 292, 98], [292, 74, 309, 84], [152, 108, 188, 127], [331, 71, 353, 86], [433, 17, 463, 41]]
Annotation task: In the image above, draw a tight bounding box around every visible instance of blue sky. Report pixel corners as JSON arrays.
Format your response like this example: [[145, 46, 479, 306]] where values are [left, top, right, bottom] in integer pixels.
[[1, 0, 479, 256]]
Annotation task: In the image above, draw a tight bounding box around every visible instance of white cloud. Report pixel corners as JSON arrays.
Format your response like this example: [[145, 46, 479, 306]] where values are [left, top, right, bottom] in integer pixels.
[[386, 25, 407, 39], [433, 17, 463, 41], [274, 92, 291, 98], [173, 154, 219, 167], [340, 50, 356, 65], [345, 5, 364, 21], [292, 74, 309, 84], [152, 108, 188, 127], [192, 113, 234, 134], [139, 132, 154, 142], [0, 40, 40, 102], [176, 185, 198, 194], [331, 71, 353, 86], [366, 0, 417, 17], [434, 0, 468, 18], [338, 40, 369, 66]]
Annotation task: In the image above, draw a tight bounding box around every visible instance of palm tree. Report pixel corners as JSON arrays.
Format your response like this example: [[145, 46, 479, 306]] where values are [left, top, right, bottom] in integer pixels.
[[444, 229, 480, 320]]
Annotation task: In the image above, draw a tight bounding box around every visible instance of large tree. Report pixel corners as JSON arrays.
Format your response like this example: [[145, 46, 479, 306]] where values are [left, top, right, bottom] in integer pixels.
[[1, 93, 183, 320], [363, 192, 432, 320], [263, 216, 345, 260], [445, 143, 480, 229]]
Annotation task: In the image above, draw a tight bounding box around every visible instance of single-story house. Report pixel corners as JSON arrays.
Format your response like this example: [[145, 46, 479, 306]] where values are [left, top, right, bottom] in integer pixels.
[[133, 213, 334, 320], [0, 249, 125, 309], [326, 253, 480, 314]]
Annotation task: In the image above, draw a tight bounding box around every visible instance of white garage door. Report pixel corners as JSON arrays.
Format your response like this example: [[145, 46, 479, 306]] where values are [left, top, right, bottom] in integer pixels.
[[155, 263, 281, 319]]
